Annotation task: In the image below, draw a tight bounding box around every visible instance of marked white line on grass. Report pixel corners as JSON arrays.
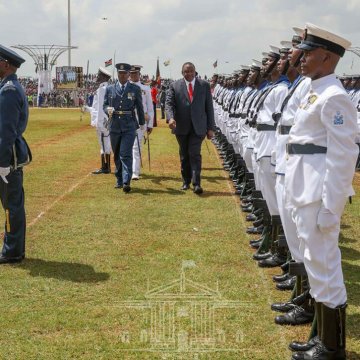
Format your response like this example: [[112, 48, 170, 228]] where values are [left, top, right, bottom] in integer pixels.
[[27, 172, 91, 228], [211, 142, 288, 349]]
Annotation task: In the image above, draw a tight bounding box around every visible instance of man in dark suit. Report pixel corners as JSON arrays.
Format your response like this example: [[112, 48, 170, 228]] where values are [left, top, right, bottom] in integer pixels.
[[166, 62, 215, 194]]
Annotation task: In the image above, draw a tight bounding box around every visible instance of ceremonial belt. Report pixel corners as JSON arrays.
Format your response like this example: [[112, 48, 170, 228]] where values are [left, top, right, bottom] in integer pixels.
[[279, 125, 292, 134], [256, 124, 277, 131], [114, 110, 132, 115], [287, 143, 327, 155], [240, 113, 247, 119]]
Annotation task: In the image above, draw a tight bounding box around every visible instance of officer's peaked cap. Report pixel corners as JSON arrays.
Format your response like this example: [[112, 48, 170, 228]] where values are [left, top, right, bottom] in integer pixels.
[[0, 45, 25, 68], [297, 23, 351, 57], [115, 63, 131, 72], [130, 65, 142, 73], [98, 67, 112, 77]]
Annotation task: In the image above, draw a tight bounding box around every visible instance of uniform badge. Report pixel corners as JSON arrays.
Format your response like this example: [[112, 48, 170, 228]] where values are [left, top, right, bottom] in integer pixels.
[[127, 92, 134, 100], [301, 94, 318, 110], [333, 111, 344, 125]]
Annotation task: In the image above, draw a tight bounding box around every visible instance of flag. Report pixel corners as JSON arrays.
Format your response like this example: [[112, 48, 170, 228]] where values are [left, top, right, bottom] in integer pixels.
[[105, 58, 112, 67], [213, 60, 218, 68], [156, 57, 161, 85], [163, 59, 170, 67]]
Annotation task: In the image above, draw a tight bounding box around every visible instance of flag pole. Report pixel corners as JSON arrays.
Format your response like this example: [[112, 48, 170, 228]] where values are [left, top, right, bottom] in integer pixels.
[[112, 50, 116, 81]]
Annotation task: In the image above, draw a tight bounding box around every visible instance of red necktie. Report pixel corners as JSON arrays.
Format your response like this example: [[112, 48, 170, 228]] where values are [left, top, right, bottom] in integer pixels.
[[188, 83, 193, 102]]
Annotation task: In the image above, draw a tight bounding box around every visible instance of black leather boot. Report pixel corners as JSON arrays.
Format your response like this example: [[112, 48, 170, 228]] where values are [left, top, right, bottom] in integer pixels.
[[289, 302, 321, 352], [291, 303, 346, 360], [92, 154, 107, 174], [105, 154, 111, 173]]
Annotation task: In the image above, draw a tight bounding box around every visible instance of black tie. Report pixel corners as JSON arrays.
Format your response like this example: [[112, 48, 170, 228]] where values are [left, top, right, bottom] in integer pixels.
[[120, 85, 125, 96]]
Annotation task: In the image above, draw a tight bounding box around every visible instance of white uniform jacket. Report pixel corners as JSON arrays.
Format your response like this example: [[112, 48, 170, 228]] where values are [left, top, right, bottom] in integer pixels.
[[285, 74, 358, 216], [85, 81, 108, 131], [275, 77, 311, 175], [130, 81, 154, 129]]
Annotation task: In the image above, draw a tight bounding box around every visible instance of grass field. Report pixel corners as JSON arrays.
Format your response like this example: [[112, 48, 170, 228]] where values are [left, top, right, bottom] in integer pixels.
[[0, 108, 359, 360]]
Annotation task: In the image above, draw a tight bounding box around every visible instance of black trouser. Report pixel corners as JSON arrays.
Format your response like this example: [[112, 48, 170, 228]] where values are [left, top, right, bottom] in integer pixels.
[[152, 102, 157, 127], [160, 104, 165, 119], [0, 169, 26, 258], [176, 131, 205, 186]]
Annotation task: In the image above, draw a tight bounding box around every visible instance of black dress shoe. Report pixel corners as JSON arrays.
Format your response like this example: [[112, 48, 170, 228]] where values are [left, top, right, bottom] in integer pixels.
[[180, 183, 190, 190], [123, 184, 131, 193], [258, 253, 287, 268], [92, 168, 110, 174], [193, 185, 203, 194], [275, 305, 314, 325], [0, 254, 23, 264], [271, 290, 309, 313], [289, 336, 320, 352], [241, 204, 253, 213], [114, 182, 123, 189], [291, 342, 337, 360], [253, 251, 272, 261], [246, 225, 263, 234], [273, 272, 291, 283], [246, 214, 257, 222], [276, 276, 296, 291], [271, 301, 297, 313], [249, 239, 262, 249]]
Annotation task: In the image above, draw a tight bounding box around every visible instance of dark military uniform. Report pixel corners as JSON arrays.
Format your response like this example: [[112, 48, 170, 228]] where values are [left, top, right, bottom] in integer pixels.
[[103, 63, 145, 190], [0, 45, 30, 263]]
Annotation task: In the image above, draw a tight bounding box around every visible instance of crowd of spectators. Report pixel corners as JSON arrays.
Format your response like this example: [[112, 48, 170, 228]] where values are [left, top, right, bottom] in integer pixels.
[[17, 73, 176, 108]]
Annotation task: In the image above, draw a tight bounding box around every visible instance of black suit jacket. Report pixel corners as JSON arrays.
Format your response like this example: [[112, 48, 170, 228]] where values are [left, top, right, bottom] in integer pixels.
[[165, 78, 215, 136]]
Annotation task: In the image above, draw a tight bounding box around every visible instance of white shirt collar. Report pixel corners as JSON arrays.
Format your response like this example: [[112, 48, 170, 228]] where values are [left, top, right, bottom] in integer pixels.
[[184, 77, 196, 88]]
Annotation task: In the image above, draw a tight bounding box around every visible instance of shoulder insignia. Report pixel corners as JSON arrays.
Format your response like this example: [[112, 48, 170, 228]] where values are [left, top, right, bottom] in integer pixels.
[[301, 94, 318, 110], [333, 111, 344, 125], [2, 80, 16, 91]]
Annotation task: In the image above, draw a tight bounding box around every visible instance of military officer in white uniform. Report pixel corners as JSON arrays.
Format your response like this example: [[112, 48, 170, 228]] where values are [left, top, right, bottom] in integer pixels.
[[286, 23, 358, 360], [83, 67, 112, 174], [129, 65, 154, 180]]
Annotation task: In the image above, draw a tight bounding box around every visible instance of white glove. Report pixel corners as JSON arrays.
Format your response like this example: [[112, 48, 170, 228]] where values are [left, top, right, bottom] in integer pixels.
[[0, 166, 10, 184], [140, 125, 145, 131], [317, 204, 340, 233], [107, 107, 114, 117]]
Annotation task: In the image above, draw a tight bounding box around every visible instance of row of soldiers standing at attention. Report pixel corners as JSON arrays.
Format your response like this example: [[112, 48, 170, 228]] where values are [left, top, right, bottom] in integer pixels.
[[212, 23, 359, 360], [84, 63, 154, 192]]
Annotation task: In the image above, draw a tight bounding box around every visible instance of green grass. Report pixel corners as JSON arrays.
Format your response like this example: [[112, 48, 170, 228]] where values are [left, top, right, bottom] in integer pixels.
[[0, 108, 359, 359]]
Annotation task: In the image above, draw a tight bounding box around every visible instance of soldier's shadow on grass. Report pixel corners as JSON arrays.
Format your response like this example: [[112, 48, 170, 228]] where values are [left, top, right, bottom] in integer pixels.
[[342, 262, 360, 307], [18, 258, 110, 283], [339, 231, 357, 244], [347, 313, 360, 348], [133, 187, 185, 196], [340, 245, 360, 261], [140, 173, 226, 185]]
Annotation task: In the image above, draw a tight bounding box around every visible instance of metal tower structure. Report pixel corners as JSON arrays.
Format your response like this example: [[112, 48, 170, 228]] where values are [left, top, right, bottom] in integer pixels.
[[348, 47, 360, 58], [11, 44, 77, 95]]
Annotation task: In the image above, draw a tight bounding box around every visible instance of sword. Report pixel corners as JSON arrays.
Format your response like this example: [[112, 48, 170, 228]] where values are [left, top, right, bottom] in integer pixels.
[[136, 132, 143, 168], [101, 132, 107, 165], [147, 131, 151, 171]]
